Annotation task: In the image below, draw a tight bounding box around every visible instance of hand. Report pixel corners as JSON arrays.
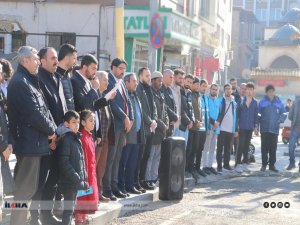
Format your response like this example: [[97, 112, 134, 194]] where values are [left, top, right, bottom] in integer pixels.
[[234, 132, 238, 138], [195, 121, 201, 129], [91, 79, 100, 90], [124, 116, 131, 132], [48, 134, 56, 140], [188, 121, 193, 129], [254, 128, 259, 136], [213, 121, 220, 130], [49, 136, 57, 151], [2, 145, 12, 161], [105, 90, 117, 101], [97, 138, 102, 145], [150, 120, 157, 130]]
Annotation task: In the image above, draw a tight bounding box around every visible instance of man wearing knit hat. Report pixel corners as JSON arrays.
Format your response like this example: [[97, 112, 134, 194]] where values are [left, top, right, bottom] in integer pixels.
[[145, 71, 169, 186]]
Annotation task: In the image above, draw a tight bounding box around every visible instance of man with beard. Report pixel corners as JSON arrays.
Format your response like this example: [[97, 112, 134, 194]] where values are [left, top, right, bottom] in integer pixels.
[[56, 44, 77, 110], [35, 47, 68, 225], [102, 58, 134, 200], [202, 84, 220, 175], [171, 69, 193, 146], [216, 84, 238, 173], [136, 67, 158, 190], [71, 54, 110, 113]]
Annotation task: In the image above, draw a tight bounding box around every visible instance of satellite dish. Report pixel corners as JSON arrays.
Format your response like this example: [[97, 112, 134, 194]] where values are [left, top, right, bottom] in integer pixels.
[[242, 69, 251, 80]]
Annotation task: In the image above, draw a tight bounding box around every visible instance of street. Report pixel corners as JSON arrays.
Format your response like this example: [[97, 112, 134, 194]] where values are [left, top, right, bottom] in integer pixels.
[[109, 135, 300, 225]]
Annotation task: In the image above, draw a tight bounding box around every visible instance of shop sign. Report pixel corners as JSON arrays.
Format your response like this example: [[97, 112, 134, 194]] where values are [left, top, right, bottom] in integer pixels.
[[124, 10, 168, 35]]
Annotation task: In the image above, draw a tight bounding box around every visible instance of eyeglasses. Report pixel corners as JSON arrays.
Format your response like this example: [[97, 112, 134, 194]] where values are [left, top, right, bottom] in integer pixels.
[[118, 66, 126, 71]]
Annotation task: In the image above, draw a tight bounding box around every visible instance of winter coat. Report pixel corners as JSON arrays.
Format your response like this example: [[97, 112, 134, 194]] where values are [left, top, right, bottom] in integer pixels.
[[160, 84, 178, 137], [152, 87, 169, 145], [76, 129, 99, 213], [56, 125, 88, 191], [55, 66, 75, 110], [258, 96, 286, 135], [180, 88, 194, 131], [136, 82, 157, 136], [38, 66, 67, 126], [7, 64, 56, 156]]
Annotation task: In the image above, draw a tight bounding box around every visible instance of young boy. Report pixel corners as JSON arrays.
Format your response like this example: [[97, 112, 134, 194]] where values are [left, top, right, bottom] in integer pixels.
[[56, 110, 88, 225]]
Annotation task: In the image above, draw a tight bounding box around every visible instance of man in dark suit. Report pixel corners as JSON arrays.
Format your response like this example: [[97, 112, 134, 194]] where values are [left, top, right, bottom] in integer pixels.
[[118, 73, 145, 195], [161, 69, 178, 137], [71, 54, 110, 113], [37, 47, 68, 224], [102, 58, 134, 200], [136, 67, 158, 190]]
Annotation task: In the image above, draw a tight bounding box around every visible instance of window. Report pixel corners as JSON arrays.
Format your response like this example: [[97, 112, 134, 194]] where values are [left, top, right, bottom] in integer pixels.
[[200, 0, 210, 19], [12, 32, 26, 52], [47, 32, 76, 50]]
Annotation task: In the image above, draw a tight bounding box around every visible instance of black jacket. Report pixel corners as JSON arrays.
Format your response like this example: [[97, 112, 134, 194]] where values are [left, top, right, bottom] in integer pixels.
[[71, 71, 108, 112], [152, 87, 169, 145], [160, 84, 178, 137], [38, 67, 67, 126], [180, 88, 195, 131], [57, 129, 88, 190], [0, 93, 9, 153], [136, 83, 158, 137], [55, 66, 75, 111], [7, 64, 56, 156]]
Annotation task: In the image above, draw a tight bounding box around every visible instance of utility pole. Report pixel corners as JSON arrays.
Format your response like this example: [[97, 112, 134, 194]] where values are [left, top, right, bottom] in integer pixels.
[[115, 0, 124, 58], [148, 0, 159, 72]]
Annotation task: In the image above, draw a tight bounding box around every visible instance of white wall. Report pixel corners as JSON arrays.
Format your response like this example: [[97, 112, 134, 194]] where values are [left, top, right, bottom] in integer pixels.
[[0, 2, 117, 70]]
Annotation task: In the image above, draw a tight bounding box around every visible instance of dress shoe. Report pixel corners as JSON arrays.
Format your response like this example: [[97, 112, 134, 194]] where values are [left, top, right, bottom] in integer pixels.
[[203, 167, 211, 175], [269, 166, 279, 173], [99, 194, 110, 202], [197, 169, 207, 177], [102, 192, 117, 201], [191, 169, 200, 179], [209, 167, 218, 175], [140, 181, 155, 190], [286, 163, 296, 170], [113, 189, 127, 198], [135, 184, 146, 193], [260, 166, 266, 172], [121, 190, 130, 197], [217, 167, 222, 173], [126, 187, 142, 195], [223, 165, 233, 171]]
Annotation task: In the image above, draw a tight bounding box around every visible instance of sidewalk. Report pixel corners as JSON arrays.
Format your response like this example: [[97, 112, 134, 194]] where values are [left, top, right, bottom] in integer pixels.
[[3, 135, 300, 225]]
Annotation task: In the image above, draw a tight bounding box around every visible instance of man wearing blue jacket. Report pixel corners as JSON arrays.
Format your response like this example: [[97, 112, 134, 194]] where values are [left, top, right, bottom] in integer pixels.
[[258, 84, 286, 172], [202, 84, 220, 175]]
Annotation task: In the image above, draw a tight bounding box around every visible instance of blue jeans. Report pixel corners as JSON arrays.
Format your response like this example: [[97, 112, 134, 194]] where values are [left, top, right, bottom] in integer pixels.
[[288, 129, 300, 165], [173, 128, 189, 149]]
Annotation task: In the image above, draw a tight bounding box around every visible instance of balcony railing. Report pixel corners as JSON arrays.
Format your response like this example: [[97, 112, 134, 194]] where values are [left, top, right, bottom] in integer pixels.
[[251, 68, 300, 78]]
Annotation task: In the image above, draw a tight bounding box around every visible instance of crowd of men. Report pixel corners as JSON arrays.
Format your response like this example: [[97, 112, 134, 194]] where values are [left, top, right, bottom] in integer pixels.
[[0, 44, 297, 225]]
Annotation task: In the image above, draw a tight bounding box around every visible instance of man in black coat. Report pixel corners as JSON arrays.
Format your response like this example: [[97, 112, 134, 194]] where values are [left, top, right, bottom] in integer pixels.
[[37, 47, 68, 224], [161, 69, 178, 137], [56, 43, 77, 110], [136, 67, 158, 191], [7, 46, 57, 225], [71, 54, 111, 113]]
